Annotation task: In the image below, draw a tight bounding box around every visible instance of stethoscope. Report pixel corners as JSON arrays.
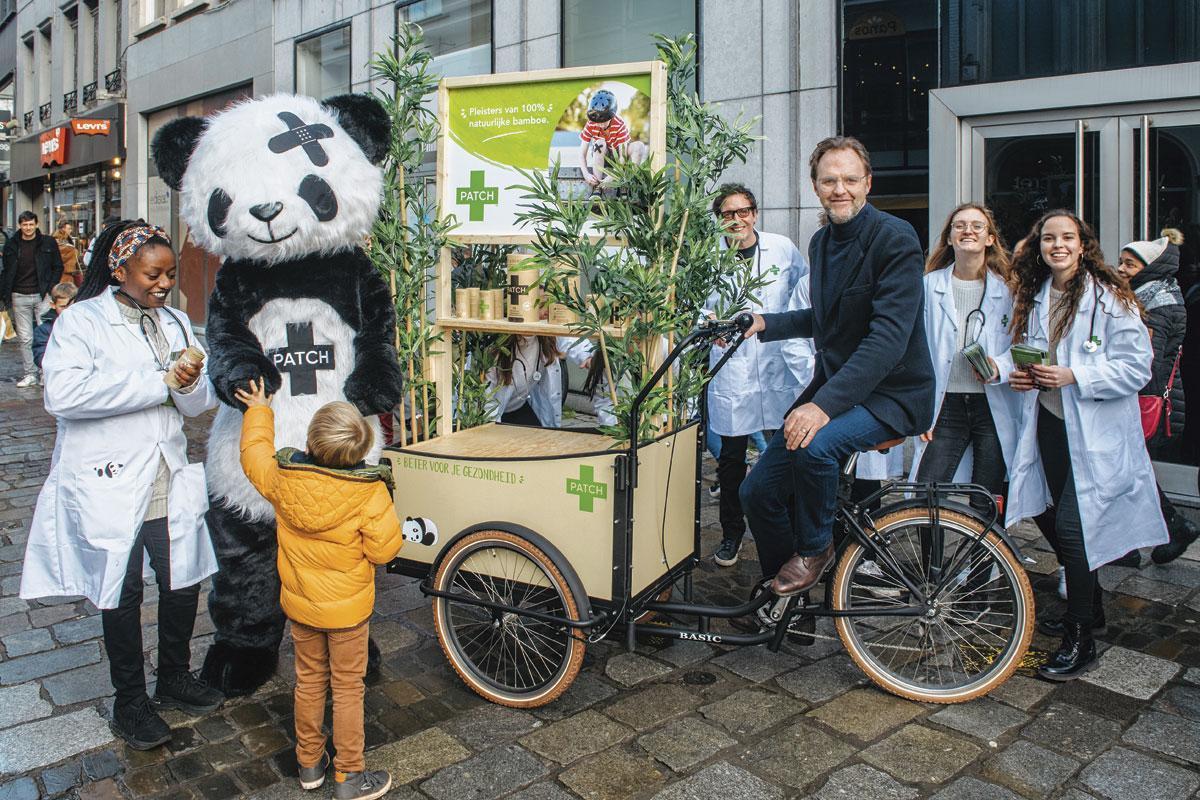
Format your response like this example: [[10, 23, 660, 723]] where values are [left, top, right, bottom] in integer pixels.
[[962, 271, 988, 348], [115, 288, 192, 372], [1026, 280, 1103, 353]]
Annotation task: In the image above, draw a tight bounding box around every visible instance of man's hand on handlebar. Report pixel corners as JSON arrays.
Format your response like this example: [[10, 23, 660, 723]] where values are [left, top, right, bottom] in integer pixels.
[[743, 313, 766, 338], [784, 403, 830, 450]]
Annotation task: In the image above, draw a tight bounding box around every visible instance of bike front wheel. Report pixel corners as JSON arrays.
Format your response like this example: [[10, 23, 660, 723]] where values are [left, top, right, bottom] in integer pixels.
[[830, 507, 1034, 703], [432, 530, 586, 708]]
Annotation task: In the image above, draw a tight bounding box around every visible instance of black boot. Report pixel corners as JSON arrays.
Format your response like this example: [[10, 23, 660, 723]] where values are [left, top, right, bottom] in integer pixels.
[[111, 695, 172, 750], [1038, 621, 1097, 681], [1152, 514, 1200, 565], [1038, 611, 1106, 637]]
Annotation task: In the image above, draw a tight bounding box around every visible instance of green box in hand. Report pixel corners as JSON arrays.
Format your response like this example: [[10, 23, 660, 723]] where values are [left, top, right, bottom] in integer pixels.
[[1010, 343, 1049, 367]]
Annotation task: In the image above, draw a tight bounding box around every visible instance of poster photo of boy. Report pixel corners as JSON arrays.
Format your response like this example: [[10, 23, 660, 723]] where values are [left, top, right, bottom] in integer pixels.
[[552, 82, 650, 200]]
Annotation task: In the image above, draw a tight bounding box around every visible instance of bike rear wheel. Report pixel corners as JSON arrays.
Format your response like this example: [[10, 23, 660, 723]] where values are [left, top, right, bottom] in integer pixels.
[[830, 507, 1034, 703], [432, 530, 586, 708]]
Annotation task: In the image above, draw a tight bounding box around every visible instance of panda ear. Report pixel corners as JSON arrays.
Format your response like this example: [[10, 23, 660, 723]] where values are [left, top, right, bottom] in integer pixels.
[[151, 117, 207, 191], [322, 93, 391, 165]]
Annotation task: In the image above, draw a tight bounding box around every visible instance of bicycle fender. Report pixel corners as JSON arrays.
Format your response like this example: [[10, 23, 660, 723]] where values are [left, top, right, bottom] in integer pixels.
[[870, 497, 1029, 563], [426, 521, 595, 623]]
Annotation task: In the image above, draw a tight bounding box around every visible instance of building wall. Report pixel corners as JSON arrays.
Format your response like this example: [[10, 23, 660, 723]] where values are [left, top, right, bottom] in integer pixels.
[[123, 0, 273, 219], [115, 1, 838, 249]]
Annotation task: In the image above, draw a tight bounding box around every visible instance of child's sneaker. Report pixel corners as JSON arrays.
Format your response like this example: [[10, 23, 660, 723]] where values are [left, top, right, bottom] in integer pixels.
[[299, 751, 330, 790], [334, 769, 392, 800]]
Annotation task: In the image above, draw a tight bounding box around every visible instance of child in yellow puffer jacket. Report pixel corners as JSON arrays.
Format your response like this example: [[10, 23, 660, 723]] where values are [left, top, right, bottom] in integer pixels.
[[236, 378, 401, 800]]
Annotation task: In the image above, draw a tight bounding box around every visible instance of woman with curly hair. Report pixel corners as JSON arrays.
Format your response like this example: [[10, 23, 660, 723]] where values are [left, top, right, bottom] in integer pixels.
[[1002, 210, 1168, 681]]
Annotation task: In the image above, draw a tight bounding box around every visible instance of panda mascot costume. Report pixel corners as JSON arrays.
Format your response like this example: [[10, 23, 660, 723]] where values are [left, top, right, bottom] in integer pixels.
[[151, 93, 404, 696]]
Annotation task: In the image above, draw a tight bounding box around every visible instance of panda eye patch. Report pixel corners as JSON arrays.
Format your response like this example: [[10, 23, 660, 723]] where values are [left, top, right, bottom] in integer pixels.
[[207, 188, 232, 238], [299, 174, 338, 222]]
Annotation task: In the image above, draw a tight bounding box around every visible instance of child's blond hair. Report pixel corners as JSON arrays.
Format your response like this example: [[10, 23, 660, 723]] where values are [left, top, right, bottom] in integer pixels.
[[306, 401, 373, 468], [50, 282, 78, 302]]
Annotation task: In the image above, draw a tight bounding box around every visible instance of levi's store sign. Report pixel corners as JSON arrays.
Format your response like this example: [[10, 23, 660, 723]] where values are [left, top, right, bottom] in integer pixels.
[[39, 127, 68, 167], [70, 119, 111, 136]]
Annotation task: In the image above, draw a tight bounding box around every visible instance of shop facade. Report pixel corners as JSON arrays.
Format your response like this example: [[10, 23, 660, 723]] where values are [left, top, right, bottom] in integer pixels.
[[8, 102, 124, 241]]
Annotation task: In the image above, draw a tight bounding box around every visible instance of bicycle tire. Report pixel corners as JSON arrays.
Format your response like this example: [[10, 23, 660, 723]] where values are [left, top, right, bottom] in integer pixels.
[[432, 530, 586, 708], [831, 507, 1034, 704]]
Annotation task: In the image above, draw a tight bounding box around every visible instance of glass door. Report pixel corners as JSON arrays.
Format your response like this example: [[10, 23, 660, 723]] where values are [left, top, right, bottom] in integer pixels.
[[1120, 111, 1200, 498], [968, 119, 1111, 253]]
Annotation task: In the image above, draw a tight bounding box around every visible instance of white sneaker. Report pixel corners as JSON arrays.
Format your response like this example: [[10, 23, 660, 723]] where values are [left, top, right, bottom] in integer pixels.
[[1056, 566, 1067, 600], [16, 374, 39, 388]]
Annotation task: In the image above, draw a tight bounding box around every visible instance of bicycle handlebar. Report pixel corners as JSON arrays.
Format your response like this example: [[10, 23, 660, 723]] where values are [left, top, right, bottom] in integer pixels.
[[693, 312, 755, 339]]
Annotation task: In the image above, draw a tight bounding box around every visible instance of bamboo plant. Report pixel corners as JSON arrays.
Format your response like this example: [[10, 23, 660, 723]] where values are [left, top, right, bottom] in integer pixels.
[[368, 25, 456, 443], [511, 33, 766, 443]]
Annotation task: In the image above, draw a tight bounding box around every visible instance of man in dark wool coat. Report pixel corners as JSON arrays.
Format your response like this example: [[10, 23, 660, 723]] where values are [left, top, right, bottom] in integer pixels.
[[740, 135, 936, 596]]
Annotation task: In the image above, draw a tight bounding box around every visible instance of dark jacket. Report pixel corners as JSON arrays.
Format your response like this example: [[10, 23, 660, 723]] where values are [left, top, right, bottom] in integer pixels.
[[1, 232, 64, 305], [32, 308, 59, 370], [1132, 243, 1186, 447], [759, 203, 935, 436]]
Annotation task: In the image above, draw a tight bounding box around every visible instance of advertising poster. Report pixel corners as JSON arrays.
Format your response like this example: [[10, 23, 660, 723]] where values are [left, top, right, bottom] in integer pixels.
[[439, 62, 666, 242]]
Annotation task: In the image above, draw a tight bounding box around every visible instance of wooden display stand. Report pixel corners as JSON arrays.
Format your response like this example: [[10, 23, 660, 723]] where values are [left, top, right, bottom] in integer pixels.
[[385, 60, 697, 604]]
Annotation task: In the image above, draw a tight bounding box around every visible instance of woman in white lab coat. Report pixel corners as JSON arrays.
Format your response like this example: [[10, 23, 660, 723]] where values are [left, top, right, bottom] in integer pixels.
[[486, 335, 564, 427], [706, 184, 806, 567], [911, 203, 1022, 515], [20, 221, 222, 749], [1003, 209, 1167, 681]]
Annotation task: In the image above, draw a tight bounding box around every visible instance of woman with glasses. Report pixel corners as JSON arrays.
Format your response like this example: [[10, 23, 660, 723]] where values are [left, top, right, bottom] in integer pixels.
[[911, 204, 1022, 516], [20, 220, 224, 750], [704, 183, 807, 567]]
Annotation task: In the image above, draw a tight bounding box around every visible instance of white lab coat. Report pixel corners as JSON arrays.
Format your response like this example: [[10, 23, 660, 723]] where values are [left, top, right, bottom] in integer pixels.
[[560, 335, 617, 426], [1000, 276, 1168, 569], [909, 266, 1024, 482], [707, 230, 807, 437], [486, 337, 564, 428], [781, 275, 900, 479], [20, 290, 219, 609]]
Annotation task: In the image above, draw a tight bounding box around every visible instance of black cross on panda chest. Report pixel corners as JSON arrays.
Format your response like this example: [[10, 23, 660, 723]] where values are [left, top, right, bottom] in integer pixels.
[[267, 322, 336, 396]]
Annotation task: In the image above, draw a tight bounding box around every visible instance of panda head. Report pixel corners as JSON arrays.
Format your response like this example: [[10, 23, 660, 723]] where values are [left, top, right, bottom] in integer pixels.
[[151, 93, 389, 265]]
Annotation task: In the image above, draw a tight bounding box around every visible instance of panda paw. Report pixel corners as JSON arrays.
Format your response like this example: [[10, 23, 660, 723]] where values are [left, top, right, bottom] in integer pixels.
[[344, 363, 403, 416], [222, 360, 283, 408]]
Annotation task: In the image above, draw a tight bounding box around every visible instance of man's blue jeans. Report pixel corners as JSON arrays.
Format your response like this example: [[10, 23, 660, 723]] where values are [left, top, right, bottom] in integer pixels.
[[705, 424, 768, 460], [740, 405, 895, 578]]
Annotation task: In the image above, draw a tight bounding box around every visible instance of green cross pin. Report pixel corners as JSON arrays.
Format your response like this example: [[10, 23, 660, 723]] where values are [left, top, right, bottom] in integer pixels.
[[455, 170, 499, 222], [566, 465, 608, 512]]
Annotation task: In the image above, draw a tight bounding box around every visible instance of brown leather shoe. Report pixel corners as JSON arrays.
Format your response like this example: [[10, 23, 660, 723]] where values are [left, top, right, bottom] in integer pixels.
[[770, 543, 835, 597]]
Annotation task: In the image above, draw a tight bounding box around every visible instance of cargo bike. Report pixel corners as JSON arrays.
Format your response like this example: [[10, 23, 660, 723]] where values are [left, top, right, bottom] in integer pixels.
[[384, 313, 1035, 708]]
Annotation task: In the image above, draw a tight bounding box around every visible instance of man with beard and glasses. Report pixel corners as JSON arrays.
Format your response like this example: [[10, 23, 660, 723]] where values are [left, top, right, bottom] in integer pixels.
[[739, 136, 935, 596]]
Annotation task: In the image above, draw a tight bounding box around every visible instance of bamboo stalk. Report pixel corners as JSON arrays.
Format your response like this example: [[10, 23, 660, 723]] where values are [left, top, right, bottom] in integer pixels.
[[664, 207, 690, 429], [597, 329, 620, 420]]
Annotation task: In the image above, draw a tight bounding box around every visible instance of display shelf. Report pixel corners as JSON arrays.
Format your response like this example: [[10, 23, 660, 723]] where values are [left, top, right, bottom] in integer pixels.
[[436, 317, 626, 338]]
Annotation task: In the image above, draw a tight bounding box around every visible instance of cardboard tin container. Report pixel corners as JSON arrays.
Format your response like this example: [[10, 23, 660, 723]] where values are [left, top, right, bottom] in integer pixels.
[[465, 287, 481, 319], [549, 275, 581, 325], [508, 267, 542, 323], [454, 288, 472, 319]]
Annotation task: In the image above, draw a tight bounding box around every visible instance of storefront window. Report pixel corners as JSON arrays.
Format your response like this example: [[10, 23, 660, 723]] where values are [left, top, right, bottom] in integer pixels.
[[398, 0, 491, 78], [295, 25, 351, 99], [841, 0, 935, 245], [563, 0, 695, 72], [941, 0, 1200, 87]]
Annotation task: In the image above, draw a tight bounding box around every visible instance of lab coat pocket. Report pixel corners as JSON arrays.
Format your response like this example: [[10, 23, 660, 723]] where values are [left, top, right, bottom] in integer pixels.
[[68, 467, 140, 549], [167, 462, 217, 590]]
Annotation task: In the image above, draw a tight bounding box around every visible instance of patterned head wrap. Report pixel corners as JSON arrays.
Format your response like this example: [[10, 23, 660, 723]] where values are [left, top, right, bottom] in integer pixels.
[[109, 224, 171, 274]]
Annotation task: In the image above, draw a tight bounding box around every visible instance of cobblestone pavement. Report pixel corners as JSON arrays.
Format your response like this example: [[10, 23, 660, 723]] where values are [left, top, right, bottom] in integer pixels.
[[2, 345, 1200, 800]]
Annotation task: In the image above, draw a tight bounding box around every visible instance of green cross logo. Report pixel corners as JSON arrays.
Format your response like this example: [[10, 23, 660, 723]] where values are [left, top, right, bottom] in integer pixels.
[[566, 465, 608, 512], [455, 170, 499, 222]]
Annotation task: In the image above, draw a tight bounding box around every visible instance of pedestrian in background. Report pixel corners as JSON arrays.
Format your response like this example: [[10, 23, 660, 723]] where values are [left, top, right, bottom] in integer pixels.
[[1, 211, 65, 388], [20, 221, 223, 749], [911, 203, 1022, 515], [53, 219, 81, 286], [705, 183, 806, 568], [1116, 237, 1198, 565], [1003, 210, 1168, 681]]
